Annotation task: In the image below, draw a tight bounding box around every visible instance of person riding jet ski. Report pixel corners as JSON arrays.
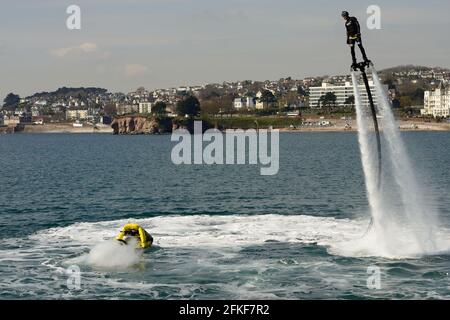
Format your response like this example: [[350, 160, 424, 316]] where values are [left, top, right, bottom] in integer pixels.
[[116, 223, 153, 249], [342, 11, 371, 69]]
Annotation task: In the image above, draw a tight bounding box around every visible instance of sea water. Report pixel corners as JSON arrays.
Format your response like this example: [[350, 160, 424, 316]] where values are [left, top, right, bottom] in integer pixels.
[[0, 133, 449, 299]]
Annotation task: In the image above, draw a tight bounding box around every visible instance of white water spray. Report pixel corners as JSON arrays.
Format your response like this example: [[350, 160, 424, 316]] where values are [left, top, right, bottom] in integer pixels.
[[71, 238, 143, 269], [348, 69, 448, 258]]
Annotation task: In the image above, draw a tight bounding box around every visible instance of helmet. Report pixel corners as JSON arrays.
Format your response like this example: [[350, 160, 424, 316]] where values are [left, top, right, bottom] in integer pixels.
[[341, 11, 349, 18]]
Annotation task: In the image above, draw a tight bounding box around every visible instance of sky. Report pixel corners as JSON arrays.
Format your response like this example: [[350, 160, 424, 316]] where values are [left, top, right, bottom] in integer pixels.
[[1, 0, 449, 100]]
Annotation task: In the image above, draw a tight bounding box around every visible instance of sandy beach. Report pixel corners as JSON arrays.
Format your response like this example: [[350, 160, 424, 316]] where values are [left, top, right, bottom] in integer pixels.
[[16, 123, 113, 134], [4, 119, 449, 134], [279, 119, 450, 132]]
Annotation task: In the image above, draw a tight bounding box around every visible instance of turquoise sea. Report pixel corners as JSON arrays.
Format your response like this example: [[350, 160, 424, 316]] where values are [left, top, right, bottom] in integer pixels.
[[0, 132, 449, 299]]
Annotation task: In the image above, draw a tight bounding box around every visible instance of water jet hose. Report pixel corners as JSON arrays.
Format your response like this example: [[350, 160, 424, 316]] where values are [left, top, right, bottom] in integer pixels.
[[359, 65, 382, 234], [360, 68, 382, 190]]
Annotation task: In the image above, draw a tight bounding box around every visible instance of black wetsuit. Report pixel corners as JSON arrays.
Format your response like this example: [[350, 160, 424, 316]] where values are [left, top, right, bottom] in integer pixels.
[[345, 16, 369, 64]]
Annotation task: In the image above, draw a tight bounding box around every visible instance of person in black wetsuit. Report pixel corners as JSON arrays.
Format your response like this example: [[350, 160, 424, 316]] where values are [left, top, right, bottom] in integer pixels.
[[342, 11, 371, 69]]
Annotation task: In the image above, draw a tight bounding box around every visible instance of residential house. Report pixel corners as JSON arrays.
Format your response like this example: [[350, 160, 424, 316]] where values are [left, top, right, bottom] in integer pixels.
[[421, 82, 450, 118], [255, 100, 270, 110], [116, 104, 138, 115], [233, 98, 245, 110], [31, 106, 41, 117], [34, 100, 48, 107], [234, 97, 256, 110], [3, 115, 20, 126], [139, 102, 153, 114], [66, 108, 88, 120], [14, 107, 25, 116]]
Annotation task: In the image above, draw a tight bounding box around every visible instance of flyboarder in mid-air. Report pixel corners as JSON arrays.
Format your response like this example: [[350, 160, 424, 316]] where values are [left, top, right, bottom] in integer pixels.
[[342, 11, 381, 236], [342, 11, 371, 70]]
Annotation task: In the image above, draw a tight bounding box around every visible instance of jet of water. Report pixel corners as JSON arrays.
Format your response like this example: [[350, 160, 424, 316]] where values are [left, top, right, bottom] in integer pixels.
[[371, 69, 441, 254], [348, 70, 447, 258]]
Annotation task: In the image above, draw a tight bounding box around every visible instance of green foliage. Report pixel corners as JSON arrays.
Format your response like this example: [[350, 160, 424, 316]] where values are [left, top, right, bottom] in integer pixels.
[[29, 87, 107, 99], [176, 96, 201, 117], [103, 104, 117, 115], [260, 90, 277, 103], [278, 91, 301, 109], [411, 88, 425, 104], [3, 93, 20, 108], [319, 92, 337, 108], [204, 116, 304, 130], [344, 95, 355, 105], [200, 99, 221, 115], [399, 96, 413, 108], [152, 101, 167, 115], [255, 108, 278, 116]]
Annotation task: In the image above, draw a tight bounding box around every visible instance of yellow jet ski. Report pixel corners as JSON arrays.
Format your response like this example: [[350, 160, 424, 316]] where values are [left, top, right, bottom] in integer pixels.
[[116, 223, 153, 249]]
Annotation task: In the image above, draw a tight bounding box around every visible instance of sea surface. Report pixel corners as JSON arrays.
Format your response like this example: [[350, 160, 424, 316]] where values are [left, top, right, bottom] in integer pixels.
[[0, 132, 449, 299]]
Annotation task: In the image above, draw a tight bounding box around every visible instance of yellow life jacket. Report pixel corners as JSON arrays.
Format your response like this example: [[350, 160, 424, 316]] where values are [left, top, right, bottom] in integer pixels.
[[116, 223, 153, 249]]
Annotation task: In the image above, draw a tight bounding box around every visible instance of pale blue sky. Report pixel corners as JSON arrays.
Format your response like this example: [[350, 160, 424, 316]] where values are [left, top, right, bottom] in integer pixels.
[[1, 0, 449, 100]]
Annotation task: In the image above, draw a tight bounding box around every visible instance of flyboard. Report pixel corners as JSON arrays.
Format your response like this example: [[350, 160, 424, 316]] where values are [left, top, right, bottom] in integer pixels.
[[351, 61, 382, 234]]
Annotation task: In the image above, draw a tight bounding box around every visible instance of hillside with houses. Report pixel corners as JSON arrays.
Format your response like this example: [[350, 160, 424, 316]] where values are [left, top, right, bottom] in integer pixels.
[[1, 65, 449, 132]]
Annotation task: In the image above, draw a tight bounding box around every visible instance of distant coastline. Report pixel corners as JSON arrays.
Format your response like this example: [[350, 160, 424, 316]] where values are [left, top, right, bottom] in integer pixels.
[[2, 118, 449, 134], [1, 123, 113, 134]]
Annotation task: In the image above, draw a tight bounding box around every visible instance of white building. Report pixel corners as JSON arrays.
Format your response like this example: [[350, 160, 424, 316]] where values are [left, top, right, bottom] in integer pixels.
[[3, 115, 20, 126], [309, 81, 387, 108], [246, 97, 256, 109], [255, 101, 269, 110], [233, 98, 245, 109], [14, 107, 25, 116], [31, 106, 41, 117], [34, 100, 48, 106], [116, 104, 138, 115], [233, 97, 256, 110], [66, 108, 88, 120], [421, 82, 450, 118], [139, 102, 153, 114]]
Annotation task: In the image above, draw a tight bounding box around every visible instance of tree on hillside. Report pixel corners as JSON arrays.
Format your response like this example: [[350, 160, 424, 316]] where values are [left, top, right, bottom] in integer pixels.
[[152, 101, 167, 115], [260, 90, 277, 103], [103, 104, 117, 115], [392, 98, 401, 109], [297, 86, 307, 96], [344, 95, 355, 107], [176, 95, 201, 117], [3, 93, 20, 109], [279, 91, 300, 109], [382, 74, 396, 90], [411, 88, 425, 105], [399, 96, 413, 108], [319, 92, 337, 108], [198, 88, 221, 100], [200, 99, 221, 115]]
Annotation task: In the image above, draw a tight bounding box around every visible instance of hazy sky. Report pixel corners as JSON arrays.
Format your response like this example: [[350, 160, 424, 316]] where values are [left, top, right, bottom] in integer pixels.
[[1, 0, 449, 100]]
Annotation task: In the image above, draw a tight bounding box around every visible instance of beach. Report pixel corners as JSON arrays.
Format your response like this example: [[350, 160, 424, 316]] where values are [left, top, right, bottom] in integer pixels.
[[4, 119, 449, 135], [14, 123, 113, 134], [281, 119, 450, 132]]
